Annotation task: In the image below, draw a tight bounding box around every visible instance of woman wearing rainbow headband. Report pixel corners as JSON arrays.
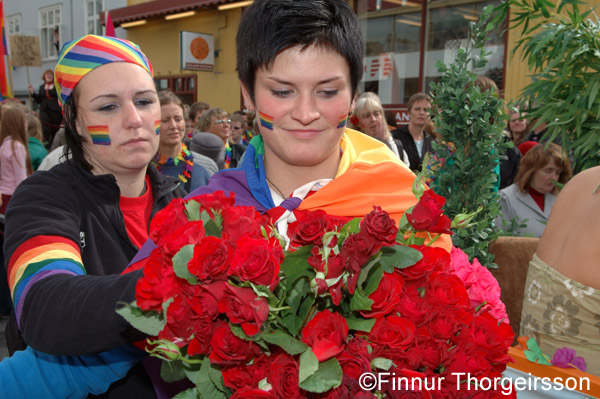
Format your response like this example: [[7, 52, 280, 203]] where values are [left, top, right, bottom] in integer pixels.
[[1, 1, 451, 397], [0, 35, 186, 397]]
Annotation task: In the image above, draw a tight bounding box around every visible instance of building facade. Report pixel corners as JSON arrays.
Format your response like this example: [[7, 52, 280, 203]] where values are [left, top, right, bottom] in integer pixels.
[[3, 0, 127, 104]]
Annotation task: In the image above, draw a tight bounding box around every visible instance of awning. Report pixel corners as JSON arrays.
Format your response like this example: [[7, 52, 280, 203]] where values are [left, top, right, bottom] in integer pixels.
[[102, 0, 242, 26]]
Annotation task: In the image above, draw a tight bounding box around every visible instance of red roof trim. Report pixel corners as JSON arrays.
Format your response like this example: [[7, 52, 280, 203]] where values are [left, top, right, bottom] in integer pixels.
[[102, 0, 236, 26]]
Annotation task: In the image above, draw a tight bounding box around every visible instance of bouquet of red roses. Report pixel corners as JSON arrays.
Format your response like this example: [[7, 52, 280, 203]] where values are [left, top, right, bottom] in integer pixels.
[[118, 188, 514, 399]]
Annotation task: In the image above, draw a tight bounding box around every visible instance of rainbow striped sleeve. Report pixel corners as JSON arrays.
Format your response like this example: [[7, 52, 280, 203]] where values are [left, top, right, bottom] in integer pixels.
[[7, 236, 85, 323]]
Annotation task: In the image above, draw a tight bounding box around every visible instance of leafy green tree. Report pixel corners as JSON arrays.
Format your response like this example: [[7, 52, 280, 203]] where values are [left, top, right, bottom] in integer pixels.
[[428, 5, 508, 267], [494, 0, 600, 172]]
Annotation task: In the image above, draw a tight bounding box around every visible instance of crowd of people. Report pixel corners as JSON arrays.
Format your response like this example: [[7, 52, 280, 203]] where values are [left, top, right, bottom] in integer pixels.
[[0, 0, 594, 397]]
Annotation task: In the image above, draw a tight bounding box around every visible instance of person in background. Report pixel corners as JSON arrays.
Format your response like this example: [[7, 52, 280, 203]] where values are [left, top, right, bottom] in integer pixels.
[[229, 113, 247, 146], [28, 69, 62, 147], [188, 101, 210, 132], [198, 108, 246, 169], [520, 165, 600, 376], [505, 106, 529, 146], [495, 143, 571, 237], [351, 92, 409, 166], [232, 109, 255, 145], [26, 113, 49, 171], [392, 92, 434, 173], [0, 34, 186, 398], [153, 90, 211, 192], [0, 106, 33, 213]]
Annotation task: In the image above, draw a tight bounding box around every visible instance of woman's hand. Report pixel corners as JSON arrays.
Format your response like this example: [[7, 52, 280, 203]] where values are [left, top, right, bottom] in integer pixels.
[[27, 84, 34, 94]]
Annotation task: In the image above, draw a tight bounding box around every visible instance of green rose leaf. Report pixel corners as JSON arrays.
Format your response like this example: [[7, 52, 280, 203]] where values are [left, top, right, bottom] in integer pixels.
[[184, 199, 201, 221], [281, 246, 315, 285], [201, 209, 222, 237], [371, 357, 394, 371], [116, 301, 165, 336], [349, 291, 373, 312], [193, 358, 228, 399], [172, 244, 197, 284], [345, 317, 376, 332], [261, 330, 308, 355], [299, 356, 343, 393], [380, 245, 423, 273], [298, 347, 319, 384], [173, 388, 200, 399]]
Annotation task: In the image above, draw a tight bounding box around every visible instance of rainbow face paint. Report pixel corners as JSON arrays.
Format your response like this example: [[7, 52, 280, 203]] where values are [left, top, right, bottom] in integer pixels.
[[87, 125, 111, 145], [259, 111, 274, 130], [337, 114, 348, 128], [155, 120, 161, 135]]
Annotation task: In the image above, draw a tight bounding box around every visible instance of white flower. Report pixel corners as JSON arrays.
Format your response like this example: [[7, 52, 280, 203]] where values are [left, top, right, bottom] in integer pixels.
[[526, 279, 542, 305], [564, 280, 595, 299]]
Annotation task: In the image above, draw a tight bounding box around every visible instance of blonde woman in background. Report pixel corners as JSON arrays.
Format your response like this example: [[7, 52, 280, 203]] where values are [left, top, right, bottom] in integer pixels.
[[26, 114, 48, 171], [0, 106, 32, 213], [351, 92, 410, 166]]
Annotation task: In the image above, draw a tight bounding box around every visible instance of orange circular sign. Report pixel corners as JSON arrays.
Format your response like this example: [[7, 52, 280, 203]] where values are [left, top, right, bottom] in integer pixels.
[[190, 37, 210, 61]]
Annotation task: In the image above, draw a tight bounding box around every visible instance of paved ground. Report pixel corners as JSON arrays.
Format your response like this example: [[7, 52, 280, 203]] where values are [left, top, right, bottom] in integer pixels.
[[1, 317, 9, 359]]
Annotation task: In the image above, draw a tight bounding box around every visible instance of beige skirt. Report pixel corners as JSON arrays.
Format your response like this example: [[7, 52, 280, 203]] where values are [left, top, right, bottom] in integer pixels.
[[520, 253, 600, 376]]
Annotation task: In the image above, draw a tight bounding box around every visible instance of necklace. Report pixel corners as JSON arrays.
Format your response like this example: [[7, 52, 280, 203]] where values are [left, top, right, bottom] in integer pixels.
[[152, 143, 194, 184], [224, 142, 232, 169], [266, 176, 286, 198]]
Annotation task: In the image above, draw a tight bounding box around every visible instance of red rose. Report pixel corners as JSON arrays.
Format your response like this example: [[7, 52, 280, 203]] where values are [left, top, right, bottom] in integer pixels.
[[149, 198, 190, 243], [268, 352, 303, 399], [158, 220, 206, 256], [445, 343, 492, 380], [341, 231, 381, 274], [395, 284, 430, 325], [360, 272, 404, 318], [336, 337, 371, 381], [193, 190, 236, 213], [301, 309, 348, 362], [159, 294, 195, 344], [368, 315, 416, 350], [136, 248, 180, 312], [311, 252, 345, 279], [222, 205, 264, 242], [416, 330, 450, 370], [425, 272, 470, 310], [229, 387, 274, 399], [306, 384, 351, 399], [406, 189, 453, 234], [229, 235, 283, 289], [360, 206, 398, 246], [187, 236, 230, 282], [287, 210, 331, 246], [187, 281, 225, 322], [186, 318, 215, 356], [460, 312, 514, 367], [218, 284, 269, 336], [209, 322, 260, 366], [424, 309, 470, 340], [397, 245, 450, 283], [223, 353, 269, 391]]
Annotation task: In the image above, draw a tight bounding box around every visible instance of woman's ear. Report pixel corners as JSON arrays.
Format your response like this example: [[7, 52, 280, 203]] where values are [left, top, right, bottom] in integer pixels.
[[349, 94, 357, 114], [74, 115, 84, 137], [240, 83, 255, 112]]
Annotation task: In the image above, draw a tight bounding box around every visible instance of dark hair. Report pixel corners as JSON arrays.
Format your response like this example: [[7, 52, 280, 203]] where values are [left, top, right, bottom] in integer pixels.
[[0, 106, 33, 175], [63, 93, 93, 171], [236, 0, 364, 102], [515, 143, 572, 195]]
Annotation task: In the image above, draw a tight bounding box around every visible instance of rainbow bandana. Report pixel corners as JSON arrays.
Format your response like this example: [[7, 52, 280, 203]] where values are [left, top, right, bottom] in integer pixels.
[[54, 34, 154, 108], [259, 111, 274, 130], [87, 125, 111, 145]]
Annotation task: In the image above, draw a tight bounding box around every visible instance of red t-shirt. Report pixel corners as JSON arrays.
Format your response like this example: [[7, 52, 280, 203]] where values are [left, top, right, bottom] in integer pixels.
[[120, 175, 153, 249], [528, 186, 545, 211]]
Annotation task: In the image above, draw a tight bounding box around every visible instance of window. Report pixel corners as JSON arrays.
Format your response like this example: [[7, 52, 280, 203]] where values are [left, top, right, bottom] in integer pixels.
[[85, 0, 104, 35], [357, 0, 506, 106], [154, 75, 197, 105], [39, 5, 61, 60], [7, 14, 21, 35]]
